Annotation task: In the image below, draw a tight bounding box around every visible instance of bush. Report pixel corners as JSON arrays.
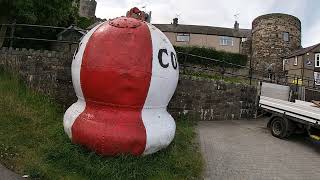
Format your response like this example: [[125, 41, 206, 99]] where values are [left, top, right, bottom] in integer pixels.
[[174, 46, 248, 68]]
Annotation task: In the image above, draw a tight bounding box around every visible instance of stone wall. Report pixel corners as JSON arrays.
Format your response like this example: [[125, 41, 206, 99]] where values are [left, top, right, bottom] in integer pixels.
[[252, 13, 301, 74], [169, 75, 258, 121], [181, 63, 250, 78], [241, 38, 252, 67], [305, 89, 320, 102], [79, 0, 97, 18], [0, 47, 259, 120], [0, 47, 76, 107]]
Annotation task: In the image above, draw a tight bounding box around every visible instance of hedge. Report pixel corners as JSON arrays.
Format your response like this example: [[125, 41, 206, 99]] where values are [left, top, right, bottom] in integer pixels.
[[174, 46, 248, 68]]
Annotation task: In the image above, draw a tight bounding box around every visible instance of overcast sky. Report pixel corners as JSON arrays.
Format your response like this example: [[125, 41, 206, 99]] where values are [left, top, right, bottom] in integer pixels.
[[95, 0, 320, 47]]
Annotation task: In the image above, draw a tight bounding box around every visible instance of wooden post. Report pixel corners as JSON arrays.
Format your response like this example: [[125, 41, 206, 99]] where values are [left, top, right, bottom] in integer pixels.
[[9, 21, 16, 47]]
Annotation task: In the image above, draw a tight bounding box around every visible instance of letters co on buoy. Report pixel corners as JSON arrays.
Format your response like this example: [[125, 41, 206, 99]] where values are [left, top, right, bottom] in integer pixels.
[[63, 17, 179, 156]]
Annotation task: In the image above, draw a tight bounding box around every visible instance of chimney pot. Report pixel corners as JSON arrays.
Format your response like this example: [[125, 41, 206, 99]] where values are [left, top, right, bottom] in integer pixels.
[[234, 21, 239, 30], [173, 18, 178, 26]]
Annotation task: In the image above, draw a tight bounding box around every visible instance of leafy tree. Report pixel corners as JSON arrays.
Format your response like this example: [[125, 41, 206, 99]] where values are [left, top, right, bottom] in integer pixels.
[[0, 0, 92, 49], [4, 0, 76, 26]]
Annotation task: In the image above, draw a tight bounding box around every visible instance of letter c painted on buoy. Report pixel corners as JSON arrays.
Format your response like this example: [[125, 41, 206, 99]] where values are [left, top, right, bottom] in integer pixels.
[[158, 49, 169, 68]]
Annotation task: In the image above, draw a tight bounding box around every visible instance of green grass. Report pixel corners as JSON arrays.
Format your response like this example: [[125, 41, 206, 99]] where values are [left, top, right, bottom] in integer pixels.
[[0, 67, 204, 180], [183, 70, 251, 84]]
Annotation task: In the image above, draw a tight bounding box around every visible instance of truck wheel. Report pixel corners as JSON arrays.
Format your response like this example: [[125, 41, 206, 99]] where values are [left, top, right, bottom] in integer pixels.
[[270, 117, 293, 139]]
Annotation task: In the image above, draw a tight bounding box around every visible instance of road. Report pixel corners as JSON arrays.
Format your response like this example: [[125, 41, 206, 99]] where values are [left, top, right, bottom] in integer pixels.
[[0, 164, 22, 180], [198, 119, 320, 180]]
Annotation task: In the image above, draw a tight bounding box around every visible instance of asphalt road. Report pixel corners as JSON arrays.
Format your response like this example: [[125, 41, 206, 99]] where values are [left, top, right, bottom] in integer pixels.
[[198, 119, 320, 180]]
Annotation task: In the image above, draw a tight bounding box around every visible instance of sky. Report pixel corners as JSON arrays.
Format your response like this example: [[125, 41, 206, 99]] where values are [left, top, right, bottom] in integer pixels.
[[95, 0, 320, 47]]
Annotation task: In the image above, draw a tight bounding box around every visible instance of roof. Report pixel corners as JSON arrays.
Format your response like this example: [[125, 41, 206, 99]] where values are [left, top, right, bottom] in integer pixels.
[[153, 24, 251, 38], [56, 25, 86, 37], [285, 43, 320, 58]]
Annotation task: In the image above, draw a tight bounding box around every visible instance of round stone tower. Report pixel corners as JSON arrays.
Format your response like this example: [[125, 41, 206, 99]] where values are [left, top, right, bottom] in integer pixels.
[[79, 0, 97, 18], [252, 13, 301, 74]]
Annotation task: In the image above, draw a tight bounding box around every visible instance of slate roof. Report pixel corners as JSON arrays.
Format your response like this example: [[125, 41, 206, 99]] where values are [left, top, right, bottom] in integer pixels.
[[153, 24, 251, 38], [285, 43, 320, 58]]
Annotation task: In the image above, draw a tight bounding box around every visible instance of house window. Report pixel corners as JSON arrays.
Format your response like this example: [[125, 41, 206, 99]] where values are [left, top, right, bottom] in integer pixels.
[[283, 32, 289, 42], [315, 72, 320, 85], [294, 56, 298, 66], [176, 33, 190, 42], [283, 59, 288, 71], [241, 38, 247, 42], [315, 53, 320, 67], [220, 36, 233, 46]]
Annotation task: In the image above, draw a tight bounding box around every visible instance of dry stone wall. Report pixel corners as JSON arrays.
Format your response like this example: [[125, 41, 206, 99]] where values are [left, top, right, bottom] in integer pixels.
[[181, 63, 250, 78], [169, 75, 258, 120], [305, 89, 320, 102], [0, 47, 258, 120], [0, 47, 76, 107]]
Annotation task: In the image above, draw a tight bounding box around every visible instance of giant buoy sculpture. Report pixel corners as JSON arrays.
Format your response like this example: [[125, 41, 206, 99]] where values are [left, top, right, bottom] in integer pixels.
[[63, 16, 179, 156]]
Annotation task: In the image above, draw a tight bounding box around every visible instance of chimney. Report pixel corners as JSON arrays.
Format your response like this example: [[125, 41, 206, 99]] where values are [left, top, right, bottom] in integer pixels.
[[234, 21, 239, 30], [173, 18, 178, 26]]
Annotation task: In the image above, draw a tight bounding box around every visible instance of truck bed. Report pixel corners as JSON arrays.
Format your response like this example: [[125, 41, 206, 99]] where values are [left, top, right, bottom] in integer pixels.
[[259, 96, 320, 124]]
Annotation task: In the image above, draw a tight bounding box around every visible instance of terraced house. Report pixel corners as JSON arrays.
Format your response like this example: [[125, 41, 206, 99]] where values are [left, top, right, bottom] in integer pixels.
[[154, 18, 251, 54], [283, 43, 320, 87]]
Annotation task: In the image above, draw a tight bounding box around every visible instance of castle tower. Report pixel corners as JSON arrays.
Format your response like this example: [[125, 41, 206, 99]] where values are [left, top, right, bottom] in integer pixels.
[[251, 13, 301, 74], [79, 0, 97, 18]]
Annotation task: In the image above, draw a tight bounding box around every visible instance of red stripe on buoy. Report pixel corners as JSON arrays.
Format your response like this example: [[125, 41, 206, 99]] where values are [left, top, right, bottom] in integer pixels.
[[71, 18, 152, 155]]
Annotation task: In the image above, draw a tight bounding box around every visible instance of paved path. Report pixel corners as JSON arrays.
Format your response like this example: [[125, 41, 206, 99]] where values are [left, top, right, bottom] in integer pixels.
[[0, 164, 22, 180], [198, 119, 320, 180]]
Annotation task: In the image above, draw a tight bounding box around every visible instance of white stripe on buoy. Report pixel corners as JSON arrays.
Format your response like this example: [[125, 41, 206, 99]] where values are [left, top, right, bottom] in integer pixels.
[[63, 23, 104, 139], [142, 23, 179, 155], [142, 108, 176, 155]]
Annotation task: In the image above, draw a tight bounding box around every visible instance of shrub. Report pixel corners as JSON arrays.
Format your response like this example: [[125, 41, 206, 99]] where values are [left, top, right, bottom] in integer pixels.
[[174, 46, 248, 68]]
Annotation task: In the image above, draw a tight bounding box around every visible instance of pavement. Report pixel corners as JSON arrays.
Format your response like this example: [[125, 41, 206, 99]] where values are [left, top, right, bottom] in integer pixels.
[[198, 118, 320, 180], [0, 164, 22, 180]]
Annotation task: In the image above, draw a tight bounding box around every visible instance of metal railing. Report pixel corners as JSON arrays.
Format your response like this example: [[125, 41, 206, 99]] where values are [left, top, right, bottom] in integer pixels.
[[0, 23, 82, 48], [177, 51, 320, 90], [1, 23, 319, 91]]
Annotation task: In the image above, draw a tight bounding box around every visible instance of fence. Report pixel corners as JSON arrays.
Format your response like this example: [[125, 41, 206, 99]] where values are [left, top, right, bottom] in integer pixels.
[[1, 23, 319, 96], [177, 52, 320, 100], [0, 23, 82, 50]]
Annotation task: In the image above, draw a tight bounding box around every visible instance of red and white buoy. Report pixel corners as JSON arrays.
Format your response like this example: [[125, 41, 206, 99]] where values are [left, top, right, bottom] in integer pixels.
[[63, 16, 179, 156]]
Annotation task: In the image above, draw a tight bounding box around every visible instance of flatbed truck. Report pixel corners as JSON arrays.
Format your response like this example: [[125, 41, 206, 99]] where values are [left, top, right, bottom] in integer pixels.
[[259, 96, 320, 140]]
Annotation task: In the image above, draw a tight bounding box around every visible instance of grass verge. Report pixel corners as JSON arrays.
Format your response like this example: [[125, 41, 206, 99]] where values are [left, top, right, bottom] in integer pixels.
[[183, 70, 250, 84], [0, 67, 204, 179]]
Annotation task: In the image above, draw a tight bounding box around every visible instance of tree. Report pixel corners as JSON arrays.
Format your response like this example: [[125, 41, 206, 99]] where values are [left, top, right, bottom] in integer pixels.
[[0, 0, 81, 48], [5, 0, 75, 26]]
